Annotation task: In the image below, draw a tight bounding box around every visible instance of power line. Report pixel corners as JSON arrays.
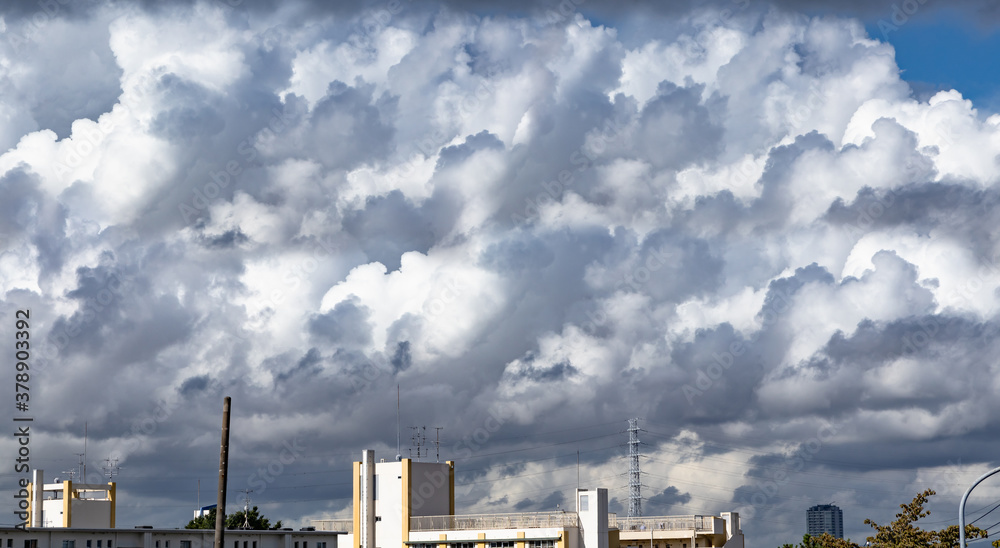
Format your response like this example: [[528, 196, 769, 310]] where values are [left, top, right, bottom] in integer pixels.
[[969, 501, 1000, 526]]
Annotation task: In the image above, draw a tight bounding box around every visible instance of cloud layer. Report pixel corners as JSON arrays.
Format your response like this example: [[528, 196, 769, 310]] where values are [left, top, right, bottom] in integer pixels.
[[1, 1, 999, 546]]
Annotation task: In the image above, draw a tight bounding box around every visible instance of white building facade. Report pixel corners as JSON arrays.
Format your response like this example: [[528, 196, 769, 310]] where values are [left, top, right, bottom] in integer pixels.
[[314, 451, 744, 548], [0, 528, 338, 548]]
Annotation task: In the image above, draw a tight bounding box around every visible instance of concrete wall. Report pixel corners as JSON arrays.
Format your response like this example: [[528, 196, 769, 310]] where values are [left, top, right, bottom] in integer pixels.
[[0, 528, 340, 548], [70, 501, 111, 529], [407, 462, 451, 518], [374, 461, 403, 548], [576, 490, 607, 548], [41, 500, 64, 527], [371, 459, 453, 548]]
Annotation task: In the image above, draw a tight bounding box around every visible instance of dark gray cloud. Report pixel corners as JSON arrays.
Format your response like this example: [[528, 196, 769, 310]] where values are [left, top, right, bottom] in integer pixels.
[[646, 487, 692, 514], [309, 296, 375, 347], [343, 190, 436, 271], [514, 490, 565, 511], [1, 3, 999, 548]]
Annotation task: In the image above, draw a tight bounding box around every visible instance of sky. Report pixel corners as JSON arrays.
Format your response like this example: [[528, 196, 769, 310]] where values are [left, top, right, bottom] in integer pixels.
[[1, 0, 1000, 546]]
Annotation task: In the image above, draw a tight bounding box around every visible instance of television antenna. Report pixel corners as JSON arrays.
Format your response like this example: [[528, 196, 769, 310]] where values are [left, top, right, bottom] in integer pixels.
[[396, 385, 402, 461], [408, 426, 427, 461], [433, 427, 443, 462], [102, 457, 121, 482]]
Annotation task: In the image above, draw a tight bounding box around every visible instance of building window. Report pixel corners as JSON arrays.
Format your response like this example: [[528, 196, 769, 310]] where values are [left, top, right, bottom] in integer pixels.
[[304, 542, 308, 548], [244, 542, 248, 548], [108, 541, 112, 548], [453, 543, 475, 548], [97, 541, 102, 548], [316, 543, 326, 548], [181, 542, 192, 548], [156, 542, 160, 548], [489, 543, 515, 548], [61, 541, 75, 548], [529, 542, 554, 548], [579, 495, 589, 511], [87, 542, 92, 548], [295, 542, 299, 548]]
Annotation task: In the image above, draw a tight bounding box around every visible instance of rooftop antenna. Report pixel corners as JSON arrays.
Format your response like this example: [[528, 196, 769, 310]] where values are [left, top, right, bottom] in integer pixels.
[[396, 385, 402, 461], [408, 426, 427, 461], [83, 422, 88, 481], [433, 427, 443, 462], [74, 452, 85, 482], [239, 489, 253, 529], [102, 457, 121, 483]]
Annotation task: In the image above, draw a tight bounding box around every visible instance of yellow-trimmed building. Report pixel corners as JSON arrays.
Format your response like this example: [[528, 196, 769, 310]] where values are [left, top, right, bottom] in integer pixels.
[[27, 470, 117, 528], [313, 451, 743, 548]]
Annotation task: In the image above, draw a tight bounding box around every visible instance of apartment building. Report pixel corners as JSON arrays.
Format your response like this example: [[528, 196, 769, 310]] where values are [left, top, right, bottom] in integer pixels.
[[312, 451, 744, 548]]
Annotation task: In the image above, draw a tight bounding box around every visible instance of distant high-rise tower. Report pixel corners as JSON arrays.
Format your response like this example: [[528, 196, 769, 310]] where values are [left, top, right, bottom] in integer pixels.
[[807, 504, 843, 539]]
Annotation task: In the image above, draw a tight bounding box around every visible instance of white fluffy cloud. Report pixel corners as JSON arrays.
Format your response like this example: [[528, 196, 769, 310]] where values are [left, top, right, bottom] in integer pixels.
[[1, 2, 1000, 547]]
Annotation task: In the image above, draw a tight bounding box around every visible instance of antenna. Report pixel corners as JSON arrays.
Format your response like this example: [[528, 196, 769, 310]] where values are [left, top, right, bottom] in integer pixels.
[[102, 457, 121, 483], [396, 385, 402, 461], [74, 453, 86, 482], [83, 422, 88, 481], [433, 427, 443, 462], [408, 426, 427, 461], [239, 489, 253, 529]]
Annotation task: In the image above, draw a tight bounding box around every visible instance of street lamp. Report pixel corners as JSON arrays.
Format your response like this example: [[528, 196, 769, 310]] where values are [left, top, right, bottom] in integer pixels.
[[960, 465, 1000, 548]]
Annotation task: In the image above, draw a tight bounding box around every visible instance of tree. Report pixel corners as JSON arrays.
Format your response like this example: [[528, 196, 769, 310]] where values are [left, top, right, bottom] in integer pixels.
[[864, 489, 987, 548], [185, 509, 217, 529], [780, 533, 860, 548], [778, 489, 989, 548], [185, 507, 283, 530]]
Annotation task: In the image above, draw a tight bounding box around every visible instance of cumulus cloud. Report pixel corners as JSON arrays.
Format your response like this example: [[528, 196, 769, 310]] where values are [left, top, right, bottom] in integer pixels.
[[1, 1, 1000, 547]]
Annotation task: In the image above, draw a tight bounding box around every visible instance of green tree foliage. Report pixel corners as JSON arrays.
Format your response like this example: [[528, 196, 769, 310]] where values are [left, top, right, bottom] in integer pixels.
[[780, 533, 859, 548], [185, 509, 217, 529], [779, 489, 989, 548], [864, 489, 987, 548], [185, 507, 283, 530]]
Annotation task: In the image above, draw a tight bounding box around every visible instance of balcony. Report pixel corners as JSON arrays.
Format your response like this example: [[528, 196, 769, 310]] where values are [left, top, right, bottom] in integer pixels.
[[410, 512, 580, 531]]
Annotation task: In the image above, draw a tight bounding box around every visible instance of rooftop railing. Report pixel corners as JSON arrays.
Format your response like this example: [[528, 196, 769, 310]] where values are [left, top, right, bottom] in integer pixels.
[[613, 515, 716, 532], [311, 519, 354, 532], [410, 512, 580, 531]]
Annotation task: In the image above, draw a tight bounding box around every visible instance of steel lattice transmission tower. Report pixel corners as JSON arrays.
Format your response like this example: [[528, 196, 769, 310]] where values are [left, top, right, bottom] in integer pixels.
[[627, 417, 642, 519]]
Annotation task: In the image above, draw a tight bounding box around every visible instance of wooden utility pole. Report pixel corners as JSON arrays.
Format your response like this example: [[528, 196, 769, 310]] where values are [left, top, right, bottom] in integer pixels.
[[215, 397, 232, 548]]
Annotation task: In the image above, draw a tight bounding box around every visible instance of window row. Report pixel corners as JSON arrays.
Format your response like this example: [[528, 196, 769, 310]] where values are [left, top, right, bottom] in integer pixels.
[[61, 541, 114, 548]]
